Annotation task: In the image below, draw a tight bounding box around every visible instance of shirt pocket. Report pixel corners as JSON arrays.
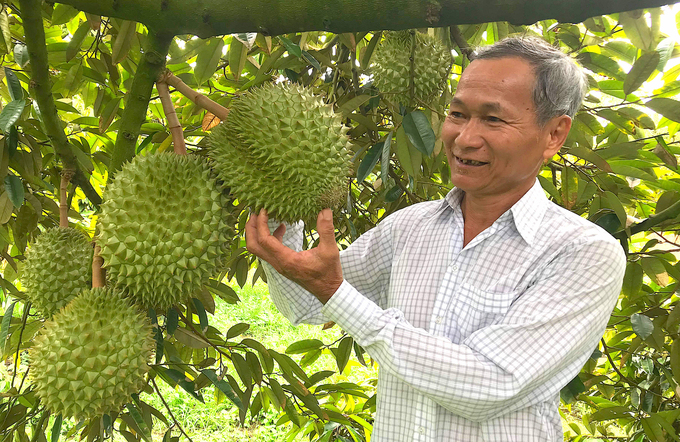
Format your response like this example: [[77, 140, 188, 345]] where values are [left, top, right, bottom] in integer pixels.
[[449, 283, 517, 341]]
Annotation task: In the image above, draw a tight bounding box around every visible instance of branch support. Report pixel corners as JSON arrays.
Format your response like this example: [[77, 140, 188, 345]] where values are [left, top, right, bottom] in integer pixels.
[[59, 170, 74, 228], [160, 71, 230, 121], [156, 79, 186, 155]]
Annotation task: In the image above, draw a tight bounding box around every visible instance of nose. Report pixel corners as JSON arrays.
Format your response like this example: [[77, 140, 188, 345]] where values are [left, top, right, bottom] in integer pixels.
[[454, 118, 484, 150]]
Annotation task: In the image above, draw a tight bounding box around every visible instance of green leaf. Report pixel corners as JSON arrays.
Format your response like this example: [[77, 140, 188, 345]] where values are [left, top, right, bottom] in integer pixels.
[[621, 10, 655, 51], [13, 44, 28, 68], [125, 403, 152, 442], [0, 300, 16, 350], [603, 191, 627, 228], [653, 137, 677, 170], [301, 50, 321, 71], [337, 95, 372, 116], [4, 175, 23, 208], [381, 131, 393, 181], [402, 111, 435, 156], [226, 322, 250, 340], [641, 256, 669, 287], [361, 31, 382, 69], [0, 192, 13, 224], [396, 126, 421, 177], [111, 21, 137, 64], [577, 52, 624, 80], [356, 142, 383, 183], [228, 38, 247, 81], [241, 338, 273, 374], [285, 339, 323, 355], [50, 414, 62, 442], [631, 313, 654, 340], [589, 406, 633, 421], [0, 11, 11, 56], [205, 279, 240, 304], [385, 184, 403, 203], [191, 298, 208, 332], [66, 22, 91, 62], [174, 327, 209, 348], [671, 339, 680, 386], [278, 36, 302, 58], [335, 336, 353, 374], [193, 38, 224, 86], [560, 375, 586, 404], [245, 351, 263, 385], [646, 98, 680, 123], [623, 51, 660, 95], [596, 109, 634, 134], [98, 97, 121, 133], [51, 4, 79, 25], [0, 100, 25, 133], [201, 369, 244, 410], [231, 352, 252, 386], [621, 262, 643, 299], [166, 307, 179, 335], [565, 146, 611, 172], [5, 68, 23, 101]]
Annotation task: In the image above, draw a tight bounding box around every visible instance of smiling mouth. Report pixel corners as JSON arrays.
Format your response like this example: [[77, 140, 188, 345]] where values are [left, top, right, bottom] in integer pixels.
[[455, 155, 489, 166]]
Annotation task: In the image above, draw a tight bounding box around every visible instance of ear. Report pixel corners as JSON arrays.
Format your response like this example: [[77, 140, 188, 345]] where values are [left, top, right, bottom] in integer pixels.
[[542, 115, 572, 162]]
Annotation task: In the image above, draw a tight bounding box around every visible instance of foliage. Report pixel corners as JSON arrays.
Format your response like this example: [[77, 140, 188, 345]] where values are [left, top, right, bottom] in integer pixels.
[[0, 2, 679, 442]]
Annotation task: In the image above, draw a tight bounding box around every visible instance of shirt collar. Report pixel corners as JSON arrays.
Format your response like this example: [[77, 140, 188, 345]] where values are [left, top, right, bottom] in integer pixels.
[[443, 178, 548, 246]]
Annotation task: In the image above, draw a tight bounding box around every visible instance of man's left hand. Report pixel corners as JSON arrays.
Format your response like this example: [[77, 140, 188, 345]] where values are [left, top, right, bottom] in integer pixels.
[[245, 208, 343, 304]]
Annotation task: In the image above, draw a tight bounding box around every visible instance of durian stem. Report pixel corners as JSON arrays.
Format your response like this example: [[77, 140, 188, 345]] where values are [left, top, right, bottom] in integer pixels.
[[159, 71, 230, 121], [59, 170, 74, 228], [92, 244, 106, 288], [29, 411, 49, 442], [151, 377, 195, 442], [157, 80, 187, 155], [450, 25, 473, 61]]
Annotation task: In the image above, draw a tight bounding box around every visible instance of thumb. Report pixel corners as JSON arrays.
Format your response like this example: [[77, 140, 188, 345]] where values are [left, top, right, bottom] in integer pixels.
[[316, 209, 336, 249]]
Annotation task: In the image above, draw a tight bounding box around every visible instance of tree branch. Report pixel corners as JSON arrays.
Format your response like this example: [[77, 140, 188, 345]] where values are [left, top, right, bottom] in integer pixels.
[[109, 30, 172, 175], [160, 71, 230, 120], [19, 0, 101, 207], [156, 80, 186, 155], [614, 199, 680, 241], [53, 0, 675, 38], [450, 25, 472, 59]]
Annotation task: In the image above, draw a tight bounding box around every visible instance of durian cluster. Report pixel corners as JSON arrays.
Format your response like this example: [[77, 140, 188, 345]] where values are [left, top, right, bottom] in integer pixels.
[[30, 287, 153, 419], [97, 153, 232, 309], [371, 30, 452, 106], [208, 83, 351, 225]]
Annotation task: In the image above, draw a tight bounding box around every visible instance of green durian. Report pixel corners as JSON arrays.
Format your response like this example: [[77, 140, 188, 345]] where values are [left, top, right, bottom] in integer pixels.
[[97, 153, 232, 309], [207, 83, 351, 225], [29, 287, 153, 419], [371, 30, 451, 106], [21, 227, 93, 318]]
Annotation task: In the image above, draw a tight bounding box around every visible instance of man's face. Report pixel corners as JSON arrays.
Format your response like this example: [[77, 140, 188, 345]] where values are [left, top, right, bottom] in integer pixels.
[[441, 57, 563, 200]]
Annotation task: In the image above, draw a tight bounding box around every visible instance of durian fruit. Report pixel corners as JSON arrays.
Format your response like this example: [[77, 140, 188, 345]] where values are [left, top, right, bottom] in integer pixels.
[[207, 83, 351, 225], [371, 30, 451, 106], [97, 153, 232, 309], [29, 287, 153, 419], [21, 227, 93, 317]]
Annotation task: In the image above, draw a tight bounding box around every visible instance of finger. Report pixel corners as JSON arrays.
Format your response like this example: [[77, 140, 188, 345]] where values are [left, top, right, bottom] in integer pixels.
[[316, 209, 337, 250], [256, 208, 270, 236], [272, 223, 286, 241], [244, 212, 263, 256]]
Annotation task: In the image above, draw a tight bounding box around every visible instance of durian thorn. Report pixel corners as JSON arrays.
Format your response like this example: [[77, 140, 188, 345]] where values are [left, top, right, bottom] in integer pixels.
[[160, 70, 230, 121], [59, 169, 75, 228], [92, 243, 106, 288], [156, 79, 187, 155]]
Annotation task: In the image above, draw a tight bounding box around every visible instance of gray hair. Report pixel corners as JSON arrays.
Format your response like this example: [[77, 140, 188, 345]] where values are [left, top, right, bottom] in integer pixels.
[[472, 37, 588, 126]]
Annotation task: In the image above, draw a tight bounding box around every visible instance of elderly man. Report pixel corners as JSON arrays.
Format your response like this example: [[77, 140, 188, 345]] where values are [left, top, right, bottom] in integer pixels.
[[246, 37, 626, 441]]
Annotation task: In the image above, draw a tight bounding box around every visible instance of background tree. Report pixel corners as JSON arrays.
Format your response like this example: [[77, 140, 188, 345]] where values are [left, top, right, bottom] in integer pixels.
[[0, 1, 680, 441]]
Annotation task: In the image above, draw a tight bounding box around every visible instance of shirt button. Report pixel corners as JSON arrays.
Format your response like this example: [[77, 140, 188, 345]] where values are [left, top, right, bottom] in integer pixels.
[[452, 264, 459, 271], [417, 426, 426, 434], [435, 316, 443, 324]]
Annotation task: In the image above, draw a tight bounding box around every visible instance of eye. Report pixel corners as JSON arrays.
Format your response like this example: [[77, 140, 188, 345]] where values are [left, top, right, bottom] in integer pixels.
[[485, 115, 504, 123], [448, 111, 465, 119]]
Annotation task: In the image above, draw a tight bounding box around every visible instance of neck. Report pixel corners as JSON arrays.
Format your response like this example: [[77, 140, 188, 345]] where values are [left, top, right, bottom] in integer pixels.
[[460, 180, 535, 246]]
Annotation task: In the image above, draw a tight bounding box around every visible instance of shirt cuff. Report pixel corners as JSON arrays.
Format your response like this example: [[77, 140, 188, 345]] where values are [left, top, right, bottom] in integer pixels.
[[322, 280, 395, 342]]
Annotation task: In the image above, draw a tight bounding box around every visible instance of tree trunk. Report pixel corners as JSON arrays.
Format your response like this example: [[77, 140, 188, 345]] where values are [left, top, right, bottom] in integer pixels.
[[54, 0, 675, 38]]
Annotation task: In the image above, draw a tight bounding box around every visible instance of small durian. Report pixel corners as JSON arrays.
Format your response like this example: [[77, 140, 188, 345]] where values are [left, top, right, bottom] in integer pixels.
[[97, 153, 232, 309], [371, 31, 451, 106], [29, 287, 153, 419], [208, 83, 351, 225], [21, 227, 93, 317]]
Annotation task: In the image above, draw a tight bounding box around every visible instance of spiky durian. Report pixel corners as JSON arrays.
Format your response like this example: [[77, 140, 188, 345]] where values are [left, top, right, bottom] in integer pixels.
[[97, 153, 232, 309], [21, 227, 93, 317], [371, 31, 451, 106], [207, 83, 351, 225], [29, 287, 153, 419]]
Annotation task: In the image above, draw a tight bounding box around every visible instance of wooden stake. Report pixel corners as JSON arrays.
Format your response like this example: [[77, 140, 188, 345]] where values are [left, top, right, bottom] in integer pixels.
[[59, 170, 74, 228], [92, 243, 106, 288], [157, 80, 187, 155], [159, 70, 230, 121]]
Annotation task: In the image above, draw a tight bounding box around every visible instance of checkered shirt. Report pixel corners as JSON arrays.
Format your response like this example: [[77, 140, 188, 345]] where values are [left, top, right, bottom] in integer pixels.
[[263, 179, 626, 442]]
